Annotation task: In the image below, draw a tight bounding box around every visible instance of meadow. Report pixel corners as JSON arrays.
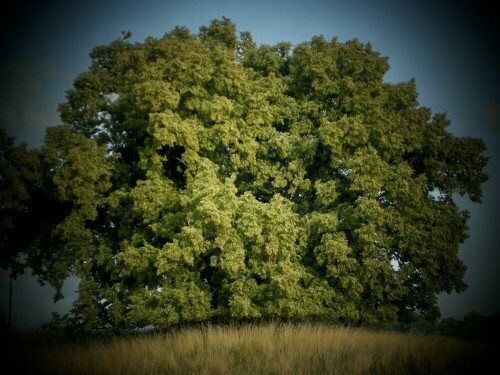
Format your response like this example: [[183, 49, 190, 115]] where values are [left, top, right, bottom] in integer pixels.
[[5, 322, 495, 375]]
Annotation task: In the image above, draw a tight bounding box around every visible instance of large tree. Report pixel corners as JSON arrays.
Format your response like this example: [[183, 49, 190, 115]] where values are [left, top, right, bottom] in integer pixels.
[[37, 18, 487, 330]]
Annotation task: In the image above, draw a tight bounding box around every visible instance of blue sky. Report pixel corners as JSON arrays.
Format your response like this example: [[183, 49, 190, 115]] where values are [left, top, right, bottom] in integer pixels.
[[1, 0, 499, 329]]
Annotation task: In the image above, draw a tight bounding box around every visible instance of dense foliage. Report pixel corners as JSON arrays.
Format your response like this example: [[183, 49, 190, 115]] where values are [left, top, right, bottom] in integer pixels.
[[1, 18, 488, 330]]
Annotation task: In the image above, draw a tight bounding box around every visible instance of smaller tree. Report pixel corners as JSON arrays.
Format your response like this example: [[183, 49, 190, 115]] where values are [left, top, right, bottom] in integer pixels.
[[0, 129, 43, 276], [0, 128, 45, 326]]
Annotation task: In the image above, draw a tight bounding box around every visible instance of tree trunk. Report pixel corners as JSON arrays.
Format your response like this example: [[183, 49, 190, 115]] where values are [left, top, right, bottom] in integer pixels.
[[8, 274, 12, 329]]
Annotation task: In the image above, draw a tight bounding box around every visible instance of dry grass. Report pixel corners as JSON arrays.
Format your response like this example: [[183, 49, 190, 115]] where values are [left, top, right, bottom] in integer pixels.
[[6, 322, 495, 374]]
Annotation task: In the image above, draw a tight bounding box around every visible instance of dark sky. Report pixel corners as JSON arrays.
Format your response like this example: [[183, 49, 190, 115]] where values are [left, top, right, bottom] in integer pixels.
[[0, 0, 499, 329]]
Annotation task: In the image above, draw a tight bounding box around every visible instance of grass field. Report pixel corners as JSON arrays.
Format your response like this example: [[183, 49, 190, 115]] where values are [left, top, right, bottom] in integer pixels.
[[4, 322, 495, 374]]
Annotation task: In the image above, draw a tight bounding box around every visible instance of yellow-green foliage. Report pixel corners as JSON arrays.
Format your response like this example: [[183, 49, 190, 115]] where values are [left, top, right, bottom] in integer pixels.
[[5, 17, 489, 331], [10, 323, 493, 375]]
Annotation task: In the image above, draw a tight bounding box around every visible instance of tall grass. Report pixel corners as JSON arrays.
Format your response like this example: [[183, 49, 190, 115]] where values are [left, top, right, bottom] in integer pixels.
[[6, 322, 494, 374]]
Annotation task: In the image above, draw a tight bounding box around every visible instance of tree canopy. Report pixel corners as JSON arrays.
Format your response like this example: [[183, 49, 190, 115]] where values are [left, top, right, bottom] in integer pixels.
[[1, 18, 488, 330], [0, 130, 43, 278]]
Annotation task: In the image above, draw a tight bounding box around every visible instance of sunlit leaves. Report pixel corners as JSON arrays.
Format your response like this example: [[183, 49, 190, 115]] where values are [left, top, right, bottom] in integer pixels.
[[34, 18, 489, 330]]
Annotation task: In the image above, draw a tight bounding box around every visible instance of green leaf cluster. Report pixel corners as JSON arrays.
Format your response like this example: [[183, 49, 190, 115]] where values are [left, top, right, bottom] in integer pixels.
[[5, 18, 487, 330]]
